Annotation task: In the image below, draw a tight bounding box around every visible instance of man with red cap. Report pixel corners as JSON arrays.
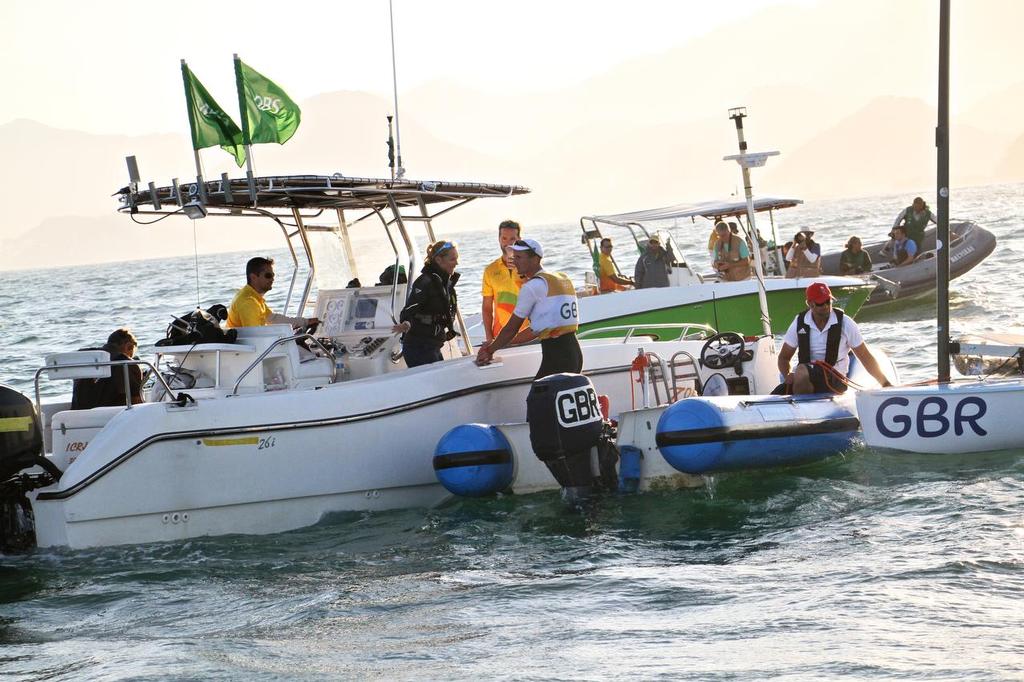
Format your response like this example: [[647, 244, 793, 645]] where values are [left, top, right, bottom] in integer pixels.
[[777, 282, 892, 394]]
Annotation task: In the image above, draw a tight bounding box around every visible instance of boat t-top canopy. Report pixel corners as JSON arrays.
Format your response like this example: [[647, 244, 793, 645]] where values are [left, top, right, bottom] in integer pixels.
[[117, 173, 529, 215], [116, 169, 528, 349], [583, 196, 802, 228]]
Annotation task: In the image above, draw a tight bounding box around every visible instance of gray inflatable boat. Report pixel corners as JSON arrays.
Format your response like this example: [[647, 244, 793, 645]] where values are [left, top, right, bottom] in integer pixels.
[[820, 221, 996, 306]]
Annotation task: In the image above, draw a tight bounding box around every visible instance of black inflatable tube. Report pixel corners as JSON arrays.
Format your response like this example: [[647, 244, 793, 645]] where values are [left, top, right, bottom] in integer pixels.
[[433, 448, 511, 471]]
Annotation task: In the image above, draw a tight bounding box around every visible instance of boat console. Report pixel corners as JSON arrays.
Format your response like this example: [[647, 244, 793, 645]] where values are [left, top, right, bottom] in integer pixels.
[[314, 286, 406, 379]]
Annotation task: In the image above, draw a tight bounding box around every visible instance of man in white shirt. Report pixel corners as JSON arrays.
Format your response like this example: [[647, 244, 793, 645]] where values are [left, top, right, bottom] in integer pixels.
[[475, 238, 581, 379], [777, 282, 892, 394]]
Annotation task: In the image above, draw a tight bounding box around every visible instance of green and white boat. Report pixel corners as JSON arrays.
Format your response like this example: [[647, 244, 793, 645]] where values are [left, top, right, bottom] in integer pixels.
[[575, 196, 875, 338]]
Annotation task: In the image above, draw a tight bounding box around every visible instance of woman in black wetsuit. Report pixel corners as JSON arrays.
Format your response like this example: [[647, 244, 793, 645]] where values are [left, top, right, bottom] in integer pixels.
[[392, 240, 461, 367]]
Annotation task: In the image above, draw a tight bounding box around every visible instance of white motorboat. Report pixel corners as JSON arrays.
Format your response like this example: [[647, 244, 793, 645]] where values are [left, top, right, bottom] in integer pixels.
[[0, 171, 792, 550]]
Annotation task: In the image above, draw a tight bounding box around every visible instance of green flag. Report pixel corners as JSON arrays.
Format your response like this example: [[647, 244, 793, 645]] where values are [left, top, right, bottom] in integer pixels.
[[181, 62, 246, 167], [234, 57, 301, 145], [591, 243, 602, 280]]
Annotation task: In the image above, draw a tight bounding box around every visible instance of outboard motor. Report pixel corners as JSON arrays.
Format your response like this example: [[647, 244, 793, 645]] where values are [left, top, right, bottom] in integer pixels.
[[526, 373, 614, 501], [0, 384, 44, 482], [0, 384, 58, 551]]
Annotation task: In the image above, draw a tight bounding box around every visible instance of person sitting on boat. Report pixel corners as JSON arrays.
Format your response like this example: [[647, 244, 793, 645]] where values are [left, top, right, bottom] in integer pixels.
[[784, 230, 822, 278], [476, 238, 581, 379], [227, 257, 320, 331], [888, 225, 918, 266], [377, 264, 407, 285], [71, 328, 143, 409], [839, 236, 873, 275], [777, 282, 892, 394], [892, 196, 936, 251], [634, 235, 672, 289], [391, 240, 462, 368], [481, 220, 532, 345], [597, 238, 634, 292], [711, 221, 752, 281]]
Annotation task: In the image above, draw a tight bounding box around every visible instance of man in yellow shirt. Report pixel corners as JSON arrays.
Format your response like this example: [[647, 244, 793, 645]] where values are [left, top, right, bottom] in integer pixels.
[[227, 256, 319, 329], [597, 238, 633, 292], [481, 220, 531, 344]]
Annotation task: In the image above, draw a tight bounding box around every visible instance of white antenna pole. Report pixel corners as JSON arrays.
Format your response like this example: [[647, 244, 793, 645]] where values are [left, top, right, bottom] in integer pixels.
[[388, 0, 405, 179], [724, 107, 779, 339]]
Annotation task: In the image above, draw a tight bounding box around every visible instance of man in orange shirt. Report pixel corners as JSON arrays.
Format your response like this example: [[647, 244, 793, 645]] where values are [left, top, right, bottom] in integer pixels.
[[481, 220, 531, 344]]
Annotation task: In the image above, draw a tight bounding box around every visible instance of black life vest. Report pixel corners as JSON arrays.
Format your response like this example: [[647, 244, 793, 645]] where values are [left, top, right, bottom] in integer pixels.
[[796, 308, 845, 367], [401, 264, 460, 345]]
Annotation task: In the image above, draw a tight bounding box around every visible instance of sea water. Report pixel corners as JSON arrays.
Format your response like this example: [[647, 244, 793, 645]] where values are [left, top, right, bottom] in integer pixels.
[[0, 184, 1022, 679]]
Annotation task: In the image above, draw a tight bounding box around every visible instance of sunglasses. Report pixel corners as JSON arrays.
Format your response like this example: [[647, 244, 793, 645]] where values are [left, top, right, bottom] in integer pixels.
[[811, 300, 831, 307], [436, 241, 454, 255], [601, 244, 613, 249], [261, 271, 275, 279]]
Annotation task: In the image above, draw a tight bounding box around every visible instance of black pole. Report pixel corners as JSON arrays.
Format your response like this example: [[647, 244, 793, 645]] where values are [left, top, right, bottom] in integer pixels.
[[936, 0, 951, 382]]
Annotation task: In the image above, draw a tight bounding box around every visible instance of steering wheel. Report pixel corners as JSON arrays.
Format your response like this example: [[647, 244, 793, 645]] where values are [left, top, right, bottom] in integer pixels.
[[700, 332, 746, 370]]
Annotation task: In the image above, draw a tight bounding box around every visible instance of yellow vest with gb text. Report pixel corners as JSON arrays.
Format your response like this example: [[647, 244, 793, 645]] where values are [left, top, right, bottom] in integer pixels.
[[529, 272, 579, 339]]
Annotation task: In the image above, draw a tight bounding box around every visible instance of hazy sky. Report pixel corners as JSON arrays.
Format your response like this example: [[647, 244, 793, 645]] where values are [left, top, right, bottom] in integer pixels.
[[3, 0, 829, 135]]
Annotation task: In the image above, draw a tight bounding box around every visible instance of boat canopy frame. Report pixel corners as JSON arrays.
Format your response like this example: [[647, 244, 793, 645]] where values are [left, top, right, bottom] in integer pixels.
[[117, 172, 529, 355], [580, 196, 803, 277]]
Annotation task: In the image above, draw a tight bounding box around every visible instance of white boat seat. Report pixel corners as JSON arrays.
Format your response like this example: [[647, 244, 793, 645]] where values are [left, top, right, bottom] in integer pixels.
[[50, 405, 126, 472]]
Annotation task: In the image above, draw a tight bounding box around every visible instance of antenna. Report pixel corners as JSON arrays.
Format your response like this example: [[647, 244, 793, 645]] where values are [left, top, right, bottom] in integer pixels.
[[387, 114, 396, 181], [723, 107, 779, 338], [388, 0, 405, 179]]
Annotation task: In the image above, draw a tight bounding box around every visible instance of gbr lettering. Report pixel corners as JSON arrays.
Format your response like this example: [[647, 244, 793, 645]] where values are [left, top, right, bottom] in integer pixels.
[[875, 396, 987, 438]]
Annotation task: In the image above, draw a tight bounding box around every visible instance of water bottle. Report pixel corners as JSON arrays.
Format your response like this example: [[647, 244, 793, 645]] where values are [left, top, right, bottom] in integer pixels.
[[334, 354, 349, 380]]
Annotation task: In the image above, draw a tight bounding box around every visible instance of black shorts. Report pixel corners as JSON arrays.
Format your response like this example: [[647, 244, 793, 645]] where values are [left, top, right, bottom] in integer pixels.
[[537, 333, 583, 380], [805, 363, 848, 394]]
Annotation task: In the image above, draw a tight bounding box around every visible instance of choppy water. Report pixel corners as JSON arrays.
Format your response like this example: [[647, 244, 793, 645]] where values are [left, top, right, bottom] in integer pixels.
[[1, 183, 1023, 679]]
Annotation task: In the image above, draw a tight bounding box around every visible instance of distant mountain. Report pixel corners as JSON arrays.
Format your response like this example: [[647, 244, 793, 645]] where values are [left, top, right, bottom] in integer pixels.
[[5, 0, 1024, 269], [0, 119, 191, 241], [0, 95, 528, 271], [0, 214, 281, 271], [995, 133, 1024, 180], [761, 96, 1011, 199], [960, 82, 1024, 136]]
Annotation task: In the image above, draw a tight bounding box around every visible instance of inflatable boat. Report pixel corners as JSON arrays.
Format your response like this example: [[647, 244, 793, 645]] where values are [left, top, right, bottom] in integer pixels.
[[820, 221, 996, 306]]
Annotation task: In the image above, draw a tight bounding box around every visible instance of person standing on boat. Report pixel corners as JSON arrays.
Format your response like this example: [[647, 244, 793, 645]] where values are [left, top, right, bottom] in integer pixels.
[[227, 257, 320, 330], [888, 225, 918, 266], [634, 235, 672, 289], [71, 328, 143, 409], [777, 282, 892, 394], [711, 221, 752, 281], [839, 236, 873, 275], [892, 196, 936, 251], [598, 238, 634, 292], [392, 240, 462, 368], [476, 238, 582, 379], [481, 220, 531, 345], [784, 231, 822, 278]]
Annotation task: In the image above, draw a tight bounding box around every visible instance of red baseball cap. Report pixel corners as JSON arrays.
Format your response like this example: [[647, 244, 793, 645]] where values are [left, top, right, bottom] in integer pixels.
[[806, 282, 835, 304]]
